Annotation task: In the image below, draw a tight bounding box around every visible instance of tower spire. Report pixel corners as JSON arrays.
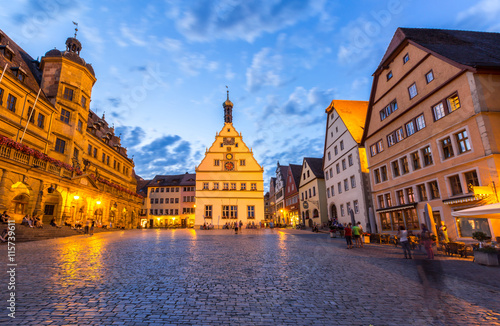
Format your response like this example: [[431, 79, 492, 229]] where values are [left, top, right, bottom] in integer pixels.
[[223, 86, 233, 123]]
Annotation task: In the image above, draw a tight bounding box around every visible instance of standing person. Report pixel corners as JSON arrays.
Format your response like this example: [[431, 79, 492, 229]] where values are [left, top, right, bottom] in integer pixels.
[[344, 223, 353, 249], [397, 226, 412, 259], [438, 221, 449, 243], [90, 220, 95, 236], [352, 222, 362, 248], [239, 220, 243, 231], [421, 224, 434, 259], [357, 222, 364, 247], [84, 219, 90, 234]]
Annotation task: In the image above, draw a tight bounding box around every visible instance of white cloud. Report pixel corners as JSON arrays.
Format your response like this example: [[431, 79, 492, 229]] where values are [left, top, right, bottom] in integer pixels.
[[457, 0, 500, 22], [167, 0, 327, 42], [120, 24, 147, 47], [225, 64, 236, 80], [246, 48, 283, 92]]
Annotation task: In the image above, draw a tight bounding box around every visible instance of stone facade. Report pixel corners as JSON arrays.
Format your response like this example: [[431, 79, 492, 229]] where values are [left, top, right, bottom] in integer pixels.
[[0, 29, 142, 228]]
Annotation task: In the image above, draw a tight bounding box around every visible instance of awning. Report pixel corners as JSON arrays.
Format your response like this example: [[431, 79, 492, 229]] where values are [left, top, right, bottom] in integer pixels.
[[451, 202, 500, 219], [376, 203, 417, 214], [443, 194, 489, 205]]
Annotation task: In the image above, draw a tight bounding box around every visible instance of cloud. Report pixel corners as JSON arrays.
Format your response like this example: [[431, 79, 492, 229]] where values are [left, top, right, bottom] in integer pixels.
[[457, 0, 500, 23], [246, 48, 284, 92], [115, 126, 198, 178], [168, 0, 326, 42]]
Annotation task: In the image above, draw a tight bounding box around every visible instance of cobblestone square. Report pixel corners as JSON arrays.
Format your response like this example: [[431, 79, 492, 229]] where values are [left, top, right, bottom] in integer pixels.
[[1, 229, 499, 325]]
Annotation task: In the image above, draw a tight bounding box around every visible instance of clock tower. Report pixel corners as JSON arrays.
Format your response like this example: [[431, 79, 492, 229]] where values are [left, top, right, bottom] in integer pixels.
[[194, 92, 264, 228]]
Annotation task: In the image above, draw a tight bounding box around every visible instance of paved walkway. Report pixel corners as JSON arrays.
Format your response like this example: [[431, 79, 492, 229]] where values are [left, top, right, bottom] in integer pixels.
[[1, 228, 499, 325]]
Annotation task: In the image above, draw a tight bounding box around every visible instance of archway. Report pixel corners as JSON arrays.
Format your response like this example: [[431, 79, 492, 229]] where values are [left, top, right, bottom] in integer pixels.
[[330, 204, 338, 221], [12, 194, 29, 216]]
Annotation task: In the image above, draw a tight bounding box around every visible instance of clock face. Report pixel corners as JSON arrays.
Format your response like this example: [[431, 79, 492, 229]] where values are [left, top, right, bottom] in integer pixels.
[[226, 153, 233, 160], [225, 161, 235, 171]]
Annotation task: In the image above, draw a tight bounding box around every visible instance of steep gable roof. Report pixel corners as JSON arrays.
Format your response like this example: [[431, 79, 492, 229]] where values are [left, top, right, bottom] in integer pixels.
[[326, 100, 368, 144], [379, 28, 500, 71], [304, 157, 324, 179], [289, 164, 302, 188], [0, 29, 49, 102]]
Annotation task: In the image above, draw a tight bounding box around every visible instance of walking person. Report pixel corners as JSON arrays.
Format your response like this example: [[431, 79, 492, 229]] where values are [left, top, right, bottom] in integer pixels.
[[421, 224, 434, 259], [344, 223, 353, 249], [90, 220, 95, 236], [352, 222, 362, 248], [397, 226, 412, 259], [84, 219, 90, 234]]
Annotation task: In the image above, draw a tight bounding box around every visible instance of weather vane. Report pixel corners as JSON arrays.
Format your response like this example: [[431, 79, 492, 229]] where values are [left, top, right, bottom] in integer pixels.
[[72, 21, 79, 38]]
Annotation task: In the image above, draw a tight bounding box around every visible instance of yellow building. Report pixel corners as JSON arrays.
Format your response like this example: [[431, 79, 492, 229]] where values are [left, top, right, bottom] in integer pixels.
[[194, 92, 264, 228], [0, 28, 142, 227]]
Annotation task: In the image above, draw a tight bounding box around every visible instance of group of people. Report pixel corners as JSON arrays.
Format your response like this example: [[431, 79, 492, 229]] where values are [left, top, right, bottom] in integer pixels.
[[344, 222, 364, 249], [84, 219, 95, 235], [397, 222, 449, 260], [21, 214, 43, 228]]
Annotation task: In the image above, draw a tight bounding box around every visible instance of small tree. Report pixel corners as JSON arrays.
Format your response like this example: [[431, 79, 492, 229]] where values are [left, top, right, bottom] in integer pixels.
[[472, 231, 488, 248]]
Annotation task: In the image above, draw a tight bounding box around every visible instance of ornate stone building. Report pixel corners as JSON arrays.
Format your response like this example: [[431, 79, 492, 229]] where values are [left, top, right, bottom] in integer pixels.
[[0, 28, 142, 227], [194, 92, 264, 228]]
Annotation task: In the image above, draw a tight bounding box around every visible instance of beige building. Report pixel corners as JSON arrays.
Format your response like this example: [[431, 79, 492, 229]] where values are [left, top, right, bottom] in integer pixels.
[[143, 173, 196, 228], [0, 29, 142, 228], [323, 100, 374, 231], [194, 93, 264, 228], [362, 28, 500, 241], [298, 157, 328, 227]]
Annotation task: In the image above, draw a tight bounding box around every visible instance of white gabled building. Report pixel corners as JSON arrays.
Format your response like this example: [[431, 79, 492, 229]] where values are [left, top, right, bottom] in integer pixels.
[[298, 157, 328, 227], [323, 100, 375, 232]]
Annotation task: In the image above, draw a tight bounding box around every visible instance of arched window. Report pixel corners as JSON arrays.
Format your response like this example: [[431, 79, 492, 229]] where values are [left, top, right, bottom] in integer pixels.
[[313, 209, 319, 218]]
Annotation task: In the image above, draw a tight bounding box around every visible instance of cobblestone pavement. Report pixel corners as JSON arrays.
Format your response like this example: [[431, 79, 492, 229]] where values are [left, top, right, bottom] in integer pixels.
[[1, 228, 499, 325]]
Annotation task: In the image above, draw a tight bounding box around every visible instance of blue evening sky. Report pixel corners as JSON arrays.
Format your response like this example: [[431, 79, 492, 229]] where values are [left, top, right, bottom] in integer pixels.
[[2, 0, 499, 185]]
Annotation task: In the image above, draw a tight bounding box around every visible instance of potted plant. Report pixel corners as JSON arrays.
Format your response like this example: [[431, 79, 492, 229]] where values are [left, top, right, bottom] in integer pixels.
[[472, 231, 488, 248], [473, 246, 499, 266], [472, 231, 499, 266]]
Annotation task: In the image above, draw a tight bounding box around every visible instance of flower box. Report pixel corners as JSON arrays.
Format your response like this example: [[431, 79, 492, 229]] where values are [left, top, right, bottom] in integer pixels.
[[474, 251, 499, 266]]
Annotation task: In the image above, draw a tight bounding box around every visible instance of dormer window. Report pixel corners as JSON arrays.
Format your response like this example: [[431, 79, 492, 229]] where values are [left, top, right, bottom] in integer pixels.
[[10, 67, 26, 83], [0, 45, 14, 61]]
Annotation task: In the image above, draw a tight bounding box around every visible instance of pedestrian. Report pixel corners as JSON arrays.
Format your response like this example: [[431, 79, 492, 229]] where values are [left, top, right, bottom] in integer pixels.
[[84, 219, 90, 234], [344, 223, 353, 249], [397, 226, 412, 259], [438, 221, 449, 243], [239, 220, 243, 230], [352, 222, 362, 248], [90, 220, 95, 236], [421, 224, 434, 259]]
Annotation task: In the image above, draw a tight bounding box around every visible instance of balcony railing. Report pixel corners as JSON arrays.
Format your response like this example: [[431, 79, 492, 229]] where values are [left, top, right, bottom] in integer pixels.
[[0, 144, 78, 178]]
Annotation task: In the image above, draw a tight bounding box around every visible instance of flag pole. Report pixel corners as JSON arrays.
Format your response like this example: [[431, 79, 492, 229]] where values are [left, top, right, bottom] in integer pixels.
[[0, 63, 8, 84], [20, 88, 42, 143]]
